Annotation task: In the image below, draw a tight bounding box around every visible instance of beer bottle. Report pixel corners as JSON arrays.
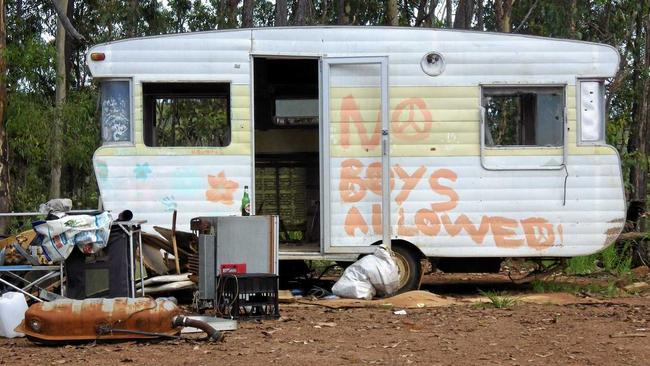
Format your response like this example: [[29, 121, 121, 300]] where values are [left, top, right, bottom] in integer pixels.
[[241, 185, 251, 216]]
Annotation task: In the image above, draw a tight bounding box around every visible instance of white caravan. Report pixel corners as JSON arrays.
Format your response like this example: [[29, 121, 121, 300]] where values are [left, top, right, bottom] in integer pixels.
[[87, 27, 625, 290]]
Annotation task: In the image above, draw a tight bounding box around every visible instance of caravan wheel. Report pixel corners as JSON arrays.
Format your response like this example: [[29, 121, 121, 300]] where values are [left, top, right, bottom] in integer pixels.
[[391, 244, 423, 293]]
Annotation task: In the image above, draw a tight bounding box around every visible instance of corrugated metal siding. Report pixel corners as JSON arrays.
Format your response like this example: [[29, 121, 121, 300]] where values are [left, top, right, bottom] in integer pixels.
[[329, 154, 625, 257], [94, 155, 251, 232], [88, 30, 252, 84], [251, 27, 618, 86]]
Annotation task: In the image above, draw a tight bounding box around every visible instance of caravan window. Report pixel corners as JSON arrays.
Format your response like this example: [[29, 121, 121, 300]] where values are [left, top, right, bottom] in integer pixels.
[[143, 83, 230, 147], [482, 87, 564, 147], [100, 81, 131, 143]]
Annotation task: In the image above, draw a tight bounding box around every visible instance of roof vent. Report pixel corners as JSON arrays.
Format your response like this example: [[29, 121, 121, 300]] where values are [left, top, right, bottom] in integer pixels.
[[421, 52, 445, 76]]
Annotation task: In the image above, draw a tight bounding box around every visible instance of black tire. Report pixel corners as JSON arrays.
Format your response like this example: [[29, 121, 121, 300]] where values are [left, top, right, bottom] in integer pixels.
[[391, 244, 422, 293]]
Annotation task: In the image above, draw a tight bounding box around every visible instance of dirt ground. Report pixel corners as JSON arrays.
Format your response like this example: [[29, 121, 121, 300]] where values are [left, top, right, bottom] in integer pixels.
[[1, 274, 649, 366]]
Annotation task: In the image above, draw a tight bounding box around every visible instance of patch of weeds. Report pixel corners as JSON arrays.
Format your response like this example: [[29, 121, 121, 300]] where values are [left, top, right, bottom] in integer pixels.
[[601, 243, 633, 276], [531, 280, 620, 298], [566, 255, 598, 275], [566, 243, 634, 276], [584, 282, 620, 298], [531, 280, 581, 294], [476, 290, 518, 309]]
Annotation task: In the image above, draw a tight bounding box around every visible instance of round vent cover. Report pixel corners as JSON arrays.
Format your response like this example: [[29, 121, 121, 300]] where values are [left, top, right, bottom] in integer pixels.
[[421, 52, 445, 76]]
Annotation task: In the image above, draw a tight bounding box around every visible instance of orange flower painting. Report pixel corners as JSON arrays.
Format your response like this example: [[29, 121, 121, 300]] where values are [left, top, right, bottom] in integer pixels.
[[206, 171, 239, 205]]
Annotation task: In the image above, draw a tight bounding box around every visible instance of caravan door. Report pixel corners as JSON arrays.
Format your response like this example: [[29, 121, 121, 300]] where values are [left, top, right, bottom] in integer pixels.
[[322, 57, 390, 253]]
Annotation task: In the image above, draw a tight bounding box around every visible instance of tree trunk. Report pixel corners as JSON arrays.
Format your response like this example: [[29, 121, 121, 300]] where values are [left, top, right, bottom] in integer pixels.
[[453, 0, 474, 29], [320, 0, 329, 25], [627, 8, 649, 230], [445, 0, 452, 27], [424, 0, 439, 27], [127, 0, 138, 37], [568, 0, 577, 38], [243, 0, 253, 28], [339, 0, 350, 25], [494, 0, 515, 33], [0, 0, 10, 232], [219, 0, 239, 29], [337, 0, 350, 25], [50, 0, 68, 200], [64, 0, 73, 88], [387, 0, 398, 26], [50, 0, 85, 43], [276, 0, 288, 26], [476, 0, 484, 30], [295, 0, 311, 26]]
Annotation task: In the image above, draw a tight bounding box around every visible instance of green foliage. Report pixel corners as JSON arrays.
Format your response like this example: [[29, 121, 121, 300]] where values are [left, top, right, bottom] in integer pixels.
[[566, 243, 633, 276], [476, 290, 518, 309], [531, 280, 620, 298], [154, 97, 229, 146]]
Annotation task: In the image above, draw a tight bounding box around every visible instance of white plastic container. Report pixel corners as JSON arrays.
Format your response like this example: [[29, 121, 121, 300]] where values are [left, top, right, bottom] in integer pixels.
[[0, 292, 28, 338]]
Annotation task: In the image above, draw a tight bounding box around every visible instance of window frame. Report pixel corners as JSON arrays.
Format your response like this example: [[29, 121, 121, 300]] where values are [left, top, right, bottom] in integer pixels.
[[99, 78, 134, 146], [142, 81, 232, 148], [576, 78, 606, 146], [481, 85, 567, 150]]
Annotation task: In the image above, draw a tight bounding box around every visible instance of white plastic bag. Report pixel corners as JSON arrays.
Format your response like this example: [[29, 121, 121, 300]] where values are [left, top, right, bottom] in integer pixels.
[[33, 212, 113, 263], [332, 246, 400, 300]]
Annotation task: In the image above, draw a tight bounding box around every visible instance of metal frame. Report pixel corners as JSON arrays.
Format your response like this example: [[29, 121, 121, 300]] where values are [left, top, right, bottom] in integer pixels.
[[98, 78, 135, 146], [133, 78, 234, 149], [115, 220, 146, 297], [321, 56, 390, 253], [576, 78, 607, 146], [0, 264, 63, 302], [479, 84, 568, 171]]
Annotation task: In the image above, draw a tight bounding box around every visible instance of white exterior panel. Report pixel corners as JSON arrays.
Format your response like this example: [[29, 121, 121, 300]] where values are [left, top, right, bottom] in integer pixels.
[[87, 27, 625, 259]]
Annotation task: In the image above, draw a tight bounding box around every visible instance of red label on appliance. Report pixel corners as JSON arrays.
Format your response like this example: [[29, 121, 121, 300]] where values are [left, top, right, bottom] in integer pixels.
[[220, 263, 246, 274]]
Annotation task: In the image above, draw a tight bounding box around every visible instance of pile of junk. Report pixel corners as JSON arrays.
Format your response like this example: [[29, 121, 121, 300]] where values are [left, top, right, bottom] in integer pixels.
[[0, 199, 403, 344], [0, 199, 281, 344]]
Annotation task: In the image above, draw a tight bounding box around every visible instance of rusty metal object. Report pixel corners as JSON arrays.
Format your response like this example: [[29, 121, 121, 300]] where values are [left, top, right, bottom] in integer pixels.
[[16, 297, 181, 342]]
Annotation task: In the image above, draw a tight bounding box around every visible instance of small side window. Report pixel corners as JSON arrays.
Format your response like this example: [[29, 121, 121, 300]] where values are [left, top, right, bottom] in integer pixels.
[[100, 81, 131, 143], [143, 83, 231, 147], [482, 87, 564, 147], [579, 80, 605, 144]]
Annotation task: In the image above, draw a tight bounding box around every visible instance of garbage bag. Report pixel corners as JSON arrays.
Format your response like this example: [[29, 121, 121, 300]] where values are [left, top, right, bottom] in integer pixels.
[[38, 198, 73, 217], [332, 246, 400, 300], [32, 211, 113, 263]]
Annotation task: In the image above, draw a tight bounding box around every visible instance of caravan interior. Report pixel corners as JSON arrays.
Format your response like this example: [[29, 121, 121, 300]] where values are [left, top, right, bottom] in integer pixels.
[[253, 58, 321, 252]]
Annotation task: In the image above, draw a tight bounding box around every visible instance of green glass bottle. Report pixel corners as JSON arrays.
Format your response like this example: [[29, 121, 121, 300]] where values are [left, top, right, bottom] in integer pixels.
[[241, 185, 250, 216]]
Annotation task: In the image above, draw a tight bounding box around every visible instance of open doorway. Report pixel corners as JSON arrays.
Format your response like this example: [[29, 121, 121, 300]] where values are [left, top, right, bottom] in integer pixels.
[[253, 57, 320, 252]]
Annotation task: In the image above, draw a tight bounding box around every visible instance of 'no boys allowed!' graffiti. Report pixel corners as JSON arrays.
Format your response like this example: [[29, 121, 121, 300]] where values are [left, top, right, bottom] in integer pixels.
[[338, 95, 433, 149], [339, 159, 564, 251]]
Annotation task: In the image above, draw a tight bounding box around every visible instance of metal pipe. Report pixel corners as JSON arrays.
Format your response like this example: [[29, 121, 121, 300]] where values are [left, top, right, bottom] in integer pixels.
[[172, 315, 224, 341], [138, 228, 145, 295], [0, 276, 44, 302]]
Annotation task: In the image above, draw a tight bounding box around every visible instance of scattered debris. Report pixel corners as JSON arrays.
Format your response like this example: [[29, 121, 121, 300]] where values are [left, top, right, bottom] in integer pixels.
[[623, 282, 649, 292], [279, 290, 296, 303], [609, 332, 648, 338], [393, 310, 407, 315]]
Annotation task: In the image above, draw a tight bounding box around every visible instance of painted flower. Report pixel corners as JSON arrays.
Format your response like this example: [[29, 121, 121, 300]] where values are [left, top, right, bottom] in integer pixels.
[[134, 163, 152, 180], [162, 195, 177, 212], [206, 171, 239, 205]]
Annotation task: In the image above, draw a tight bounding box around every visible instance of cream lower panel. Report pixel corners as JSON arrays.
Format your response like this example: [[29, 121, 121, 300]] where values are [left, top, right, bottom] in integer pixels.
[[94, 154, 251, 233], [329, 154, 625, 257]]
